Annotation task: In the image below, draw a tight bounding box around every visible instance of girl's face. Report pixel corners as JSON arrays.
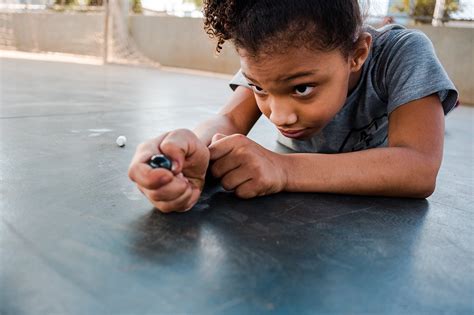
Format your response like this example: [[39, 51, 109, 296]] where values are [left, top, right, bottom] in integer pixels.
[[239, 38, 370, 140]]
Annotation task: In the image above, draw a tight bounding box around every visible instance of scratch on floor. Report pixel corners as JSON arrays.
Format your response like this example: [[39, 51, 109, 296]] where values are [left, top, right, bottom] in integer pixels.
[[317, 253, 354, 270], [273, 200, 305, 218], [122, 187, 143, 201], [305, 205, 378, 224], [88, 128, 113, 133]]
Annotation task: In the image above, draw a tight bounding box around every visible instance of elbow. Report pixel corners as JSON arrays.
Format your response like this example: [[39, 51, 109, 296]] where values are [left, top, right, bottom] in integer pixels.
[[407, 168, 439, 199], [412, 181, 436, 199], [402, 151, 441, 199]]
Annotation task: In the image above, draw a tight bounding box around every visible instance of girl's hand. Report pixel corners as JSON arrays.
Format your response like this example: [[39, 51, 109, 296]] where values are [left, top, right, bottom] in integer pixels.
[[128, 129, 210, 213], [209, 134, 287, 198]]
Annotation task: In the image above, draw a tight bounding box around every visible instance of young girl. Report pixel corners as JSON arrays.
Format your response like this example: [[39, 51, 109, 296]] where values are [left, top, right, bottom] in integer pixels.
[[128, 0, 458, 213]]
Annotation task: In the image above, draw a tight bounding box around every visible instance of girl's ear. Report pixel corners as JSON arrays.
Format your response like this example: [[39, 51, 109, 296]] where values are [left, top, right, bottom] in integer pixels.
[[350, 32, 372, 72]]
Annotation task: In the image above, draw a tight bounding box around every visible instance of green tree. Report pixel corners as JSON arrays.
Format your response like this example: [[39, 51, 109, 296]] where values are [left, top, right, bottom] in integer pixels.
[[88, 0, 104, 5], [132, 0, 143, 14], [54, 0, 76, 5], [396, 0, 460, 24]]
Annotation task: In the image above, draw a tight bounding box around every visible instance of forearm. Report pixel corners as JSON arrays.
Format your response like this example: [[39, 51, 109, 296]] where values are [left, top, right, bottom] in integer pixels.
[[280, 147, 441, 198], [193, 115, 244, 147], [193, 86, 260, 147]]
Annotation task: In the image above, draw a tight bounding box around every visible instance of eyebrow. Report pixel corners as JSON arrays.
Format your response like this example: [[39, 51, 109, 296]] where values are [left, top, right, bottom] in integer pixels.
[[241, 71, 258, 84], [241, 70, 318, 85], [277, 71, 318, 82]]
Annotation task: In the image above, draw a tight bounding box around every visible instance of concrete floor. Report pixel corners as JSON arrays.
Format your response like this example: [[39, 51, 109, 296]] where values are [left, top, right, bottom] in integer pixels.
[[1, 57, 473, 314]]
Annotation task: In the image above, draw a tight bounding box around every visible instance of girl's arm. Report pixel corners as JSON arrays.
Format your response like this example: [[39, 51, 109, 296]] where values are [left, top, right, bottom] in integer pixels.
[[193, 86, 261, 146], [280, 94, 445, 198]]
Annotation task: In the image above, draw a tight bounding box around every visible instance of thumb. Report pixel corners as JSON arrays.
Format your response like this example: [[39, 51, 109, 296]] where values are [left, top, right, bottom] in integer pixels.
[[159, 139, 188, 175], [211, 133, 227, 144]]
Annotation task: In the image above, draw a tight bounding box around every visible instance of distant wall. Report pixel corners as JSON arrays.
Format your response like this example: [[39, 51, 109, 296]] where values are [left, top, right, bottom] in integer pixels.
[[4, 11, 104, 56], [410, 25, 474, 106], [130, 15, 240, 74], [3, 12, 472, 104]]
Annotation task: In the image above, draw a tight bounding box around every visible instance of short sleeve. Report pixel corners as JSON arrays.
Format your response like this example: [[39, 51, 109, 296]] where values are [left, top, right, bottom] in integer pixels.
[[384, 30, 458, 115], [229, 69, 251, 91]]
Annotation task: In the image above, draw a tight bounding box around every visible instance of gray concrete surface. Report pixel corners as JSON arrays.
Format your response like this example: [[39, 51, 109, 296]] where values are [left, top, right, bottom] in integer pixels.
[[0, 57, 473, 315]]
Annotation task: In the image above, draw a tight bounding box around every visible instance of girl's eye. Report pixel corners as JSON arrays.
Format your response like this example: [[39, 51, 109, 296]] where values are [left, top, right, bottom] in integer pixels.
[[250, 84, 268, 95], [293, 85, 315, 97]]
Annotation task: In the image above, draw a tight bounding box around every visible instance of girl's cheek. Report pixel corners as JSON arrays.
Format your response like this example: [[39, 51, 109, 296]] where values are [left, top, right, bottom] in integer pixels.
[[256, 100, 270, 118], [300, 101, 332, 124]]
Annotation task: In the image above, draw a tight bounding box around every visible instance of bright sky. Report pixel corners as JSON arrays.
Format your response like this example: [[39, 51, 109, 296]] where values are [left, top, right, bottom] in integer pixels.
[[367, 0, 391, 16], [453, 0, 474, 19], [142, 0, 473, 19], [141, 0, 189, 12]]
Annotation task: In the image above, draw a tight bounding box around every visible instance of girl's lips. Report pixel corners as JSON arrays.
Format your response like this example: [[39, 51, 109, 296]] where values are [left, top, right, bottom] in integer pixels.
[[279, 128, 310, 139]]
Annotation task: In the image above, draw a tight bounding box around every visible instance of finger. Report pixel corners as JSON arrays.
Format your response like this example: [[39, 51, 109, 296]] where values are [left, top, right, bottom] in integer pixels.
[[163, 179, 202, 213], [154, 183, 195, 213], [234, 179, 258, 199], [128, 134, 170, 185], [129, 164, 173, 190], [144, 175, 190, 202], [159, 130, 196, 174], [220, 167, 252, 191], [208, 135, 235, 161], [181, 187, 202, 212], [211, 154, 241, 178], [211, 133, 227, 144], [131, 134, 169, 165]]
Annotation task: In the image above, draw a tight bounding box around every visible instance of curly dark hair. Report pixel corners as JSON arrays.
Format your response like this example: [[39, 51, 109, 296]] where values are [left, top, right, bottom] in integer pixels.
[[203, 0, 364, 58]]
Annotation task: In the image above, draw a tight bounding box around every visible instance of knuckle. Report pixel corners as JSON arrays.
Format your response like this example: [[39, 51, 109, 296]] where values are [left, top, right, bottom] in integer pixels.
[[155, 202, 173, 213], [172, 128, 193, 140], [211, 164, 222, 178], [236, 187, 255, 199], [179, 181, 189, 193], [221, 177, 233, 191], [148, 189, 162, 201], [183, 198, 197, 212], [253, 163, 263, 175], [232, 134, 246, 142], [255, 173, 264, 185], [208, 148, 217, 160], [140, 176, 154, 189], [137, 142, 148, 152], [152, 201, 176, 213], [159, 140, 174, 151], [230, 134, 247, 146], [128, 166, 136, 182], [235, 146, 246, 156], [252, 175, 261, 186], [136, 184, 145, 196]]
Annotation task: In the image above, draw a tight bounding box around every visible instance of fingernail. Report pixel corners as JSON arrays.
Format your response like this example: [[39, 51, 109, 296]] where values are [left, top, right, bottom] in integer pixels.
[[171, 160, 179, 172]]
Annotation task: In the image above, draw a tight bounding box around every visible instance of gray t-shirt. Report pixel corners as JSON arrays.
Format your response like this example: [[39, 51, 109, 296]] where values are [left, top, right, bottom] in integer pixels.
[[229, 24, 458, 153]]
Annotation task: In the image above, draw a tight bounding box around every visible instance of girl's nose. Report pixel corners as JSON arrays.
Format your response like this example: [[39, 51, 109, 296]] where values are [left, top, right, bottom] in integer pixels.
[[269, 102, 297, 126]]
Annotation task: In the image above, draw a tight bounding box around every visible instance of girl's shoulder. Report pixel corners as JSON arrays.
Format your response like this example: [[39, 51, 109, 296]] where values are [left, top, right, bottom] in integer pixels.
[[366, 24, 432, 55], [363, 25, 457, 116]]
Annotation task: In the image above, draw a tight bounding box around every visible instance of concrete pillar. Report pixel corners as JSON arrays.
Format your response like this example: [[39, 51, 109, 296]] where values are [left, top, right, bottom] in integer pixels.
[[432, 0, 446, 26]]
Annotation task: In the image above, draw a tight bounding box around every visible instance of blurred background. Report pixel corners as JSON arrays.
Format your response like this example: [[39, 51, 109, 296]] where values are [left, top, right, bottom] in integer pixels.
[[0, 0, 473, 104]]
